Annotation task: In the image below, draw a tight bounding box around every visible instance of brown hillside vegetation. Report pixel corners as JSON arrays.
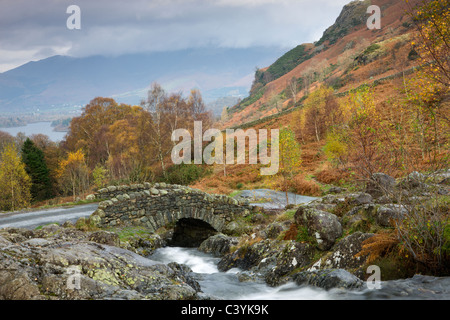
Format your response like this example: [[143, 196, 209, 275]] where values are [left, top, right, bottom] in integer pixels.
[[221, 0, 423, 128], [191, 0, 448, 195]]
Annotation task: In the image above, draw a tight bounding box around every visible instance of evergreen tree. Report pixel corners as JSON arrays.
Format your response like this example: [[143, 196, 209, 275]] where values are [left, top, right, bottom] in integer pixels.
[[21, 138, 53, 202], [0, 143, 32, 211]]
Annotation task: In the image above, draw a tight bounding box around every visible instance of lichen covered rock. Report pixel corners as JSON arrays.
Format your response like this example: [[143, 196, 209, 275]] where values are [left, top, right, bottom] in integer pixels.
[[198, 234, 239, 257], [0, 226, 202, 300], [293, 269, 364, 290], [294, 206, 343, 251]]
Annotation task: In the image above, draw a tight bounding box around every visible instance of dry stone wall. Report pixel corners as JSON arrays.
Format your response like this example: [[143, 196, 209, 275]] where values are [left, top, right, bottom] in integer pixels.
[[90, 183, 253, 233]]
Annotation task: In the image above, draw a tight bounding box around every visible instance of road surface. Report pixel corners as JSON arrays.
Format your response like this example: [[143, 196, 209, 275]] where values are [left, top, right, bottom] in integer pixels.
[[0, 203, 98, 230], [236, 189, 317, 210]]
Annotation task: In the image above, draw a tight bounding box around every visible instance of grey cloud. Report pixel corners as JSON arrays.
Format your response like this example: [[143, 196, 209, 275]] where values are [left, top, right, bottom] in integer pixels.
[[0, 0, 351, 71]]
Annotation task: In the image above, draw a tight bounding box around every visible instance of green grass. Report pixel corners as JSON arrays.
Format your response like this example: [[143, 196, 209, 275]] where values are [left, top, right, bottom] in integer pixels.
[[228, 190, 243, 198], [112, 226, 154, 242]]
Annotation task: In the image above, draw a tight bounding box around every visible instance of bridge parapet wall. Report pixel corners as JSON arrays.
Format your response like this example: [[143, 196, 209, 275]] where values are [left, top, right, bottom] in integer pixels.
[[90, 183, 252, 232]]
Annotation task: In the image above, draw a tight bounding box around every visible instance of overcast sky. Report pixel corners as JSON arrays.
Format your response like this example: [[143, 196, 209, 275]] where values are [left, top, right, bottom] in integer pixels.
[[0, 0, 351, 72]]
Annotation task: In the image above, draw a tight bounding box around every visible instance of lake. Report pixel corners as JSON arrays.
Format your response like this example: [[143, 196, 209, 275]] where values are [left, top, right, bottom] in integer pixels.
[[0, 122, 67, 142]]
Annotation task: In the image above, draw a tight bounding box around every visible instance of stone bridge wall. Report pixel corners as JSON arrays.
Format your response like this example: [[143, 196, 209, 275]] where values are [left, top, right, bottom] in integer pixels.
[[90, 183, 253, 233]]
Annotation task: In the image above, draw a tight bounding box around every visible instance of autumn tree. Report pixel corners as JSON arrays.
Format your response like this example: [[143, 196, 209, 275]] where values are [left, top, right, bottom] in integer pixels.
[[141, 83, 213, 179], [187, 89, 213, 126], [286, 77, 299, 106], [0, 143, 31, 211], [21, 138, 53, 202], [57, 149, 89, 201], [269, 93, 283, 113], [65, 97, 139, 168], [92, 164, 109, 189], [141, 83, 171, 179], [106, 118, 140, 180], [292, 86, 340, 142], [405, 0, 450, 87], [324, 128, 349, 168], [63, 86, 213, 184], [344, 85, 383, 177], [273, 127, 302, 205], [0, 131, 15, 153]]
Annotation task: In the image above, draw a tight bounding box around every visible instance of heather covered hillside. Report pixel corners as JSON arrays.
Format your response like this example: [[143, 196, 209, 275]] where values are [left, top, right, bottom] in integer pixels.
[[222, 0, 428, 127]]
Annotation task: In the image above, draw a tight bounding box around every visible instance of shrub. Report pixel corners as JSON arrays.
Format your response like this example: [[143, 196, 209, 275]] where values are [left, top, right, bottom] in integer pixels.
[[443, 222, 450, 255], [296, 225, 317, 245], [289, 175, 321, 196], [166, 163, 211, 186], [92, 164, 109, 189], [395, 195, 450, 275], [324, 131, 349, 168]]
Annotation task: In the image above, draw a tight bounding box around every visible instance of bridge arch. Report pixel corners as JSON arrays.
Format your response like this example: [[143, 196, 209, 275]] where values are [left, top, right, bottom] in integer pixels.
[[90, 183, 253, 240], [170, 218, 219, 247]]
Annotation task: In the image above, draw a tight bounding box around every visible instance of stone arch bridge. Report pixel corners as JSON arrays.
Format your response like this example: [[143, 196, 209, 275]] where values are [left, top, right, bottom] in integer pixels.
[[90, 183, 253, 246]]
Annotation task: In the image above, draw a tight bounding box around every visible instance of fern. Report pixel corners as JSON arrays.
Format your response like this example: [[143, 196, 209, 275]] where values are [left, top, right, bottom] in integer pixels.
[[355, 231, 399, 264]]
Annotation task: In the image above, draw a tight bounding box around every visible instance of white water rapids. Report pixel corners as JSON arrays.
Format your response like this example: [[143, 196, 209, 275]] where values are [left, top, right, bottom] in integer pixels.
[[150, 247, 332, 300], [149, 247, 450, 300]]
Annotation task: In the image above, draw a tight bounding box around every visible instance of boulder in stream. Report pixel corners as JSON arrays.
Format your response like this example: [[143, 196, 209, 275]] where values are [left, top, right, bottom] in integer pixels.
[[294, 206, 343, 251], [293, 269, 364, 290]]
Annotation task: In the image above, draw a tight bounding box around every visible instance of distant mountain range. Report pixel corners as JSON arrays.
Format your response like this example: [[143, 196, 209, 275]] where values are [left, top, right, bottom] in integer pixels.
[[0, 47, 286, 117]]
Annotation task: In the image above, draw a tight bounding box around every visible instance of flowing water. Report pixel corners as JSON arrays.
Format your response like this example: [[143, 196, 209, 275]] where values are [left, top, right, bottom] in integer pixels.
[[150, 247, 332, 300], [150, 247, 450, 300]]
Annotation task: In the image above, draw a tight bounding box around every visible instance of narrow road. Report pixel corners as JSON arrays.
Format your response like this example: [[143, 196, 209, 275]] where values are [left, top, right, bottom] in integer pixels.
[[236, 189, 317, 210], [0, 203, 98, 230]]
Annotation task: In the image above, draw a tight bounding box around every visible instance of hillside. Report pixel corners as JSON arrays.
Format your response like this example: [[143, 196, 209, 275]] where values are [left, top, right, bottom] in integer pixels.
[[221, 0, 422, 128], [191, 0, 449, 196]]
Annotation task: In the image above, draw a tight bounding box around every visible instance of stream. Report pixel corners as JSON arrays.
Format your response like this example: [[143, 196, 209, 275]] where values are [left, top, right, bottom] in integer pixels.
[[150, 247, 450, 300]]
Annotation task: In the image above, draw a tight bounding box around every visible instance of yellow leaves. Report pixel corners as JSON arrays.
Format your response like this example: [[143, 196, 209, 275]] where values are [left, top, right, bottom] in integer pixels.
[[57, 149, 86, 178], [324, 130, 348, 167], [346, 85, 378, 133], [407, 0, 450, 86], [278, 127, 302, 174], [57, 149, 90, 200], [0, 143, 32, 211]]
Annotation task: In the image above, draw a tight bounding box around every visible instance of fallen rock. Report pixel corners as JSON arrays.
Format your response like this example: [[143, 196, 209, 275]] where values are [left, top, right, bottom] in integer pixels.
[[375, 204, 407, 227], [88, 230, 120, 247], [198, 234, 238, 257], [293, 269, 363, 290], [346, 193, 373, 205], [218, 239, 313, 287], [294, 206, 343, 251], [365, 173, 396, 198], [264, 222, 290, 239], [264, 242, 314, 287], [397, 171, 429, 191], [320, 232, 374, 279], [218, 239, 279, 272], [328, 186, 343, 194]]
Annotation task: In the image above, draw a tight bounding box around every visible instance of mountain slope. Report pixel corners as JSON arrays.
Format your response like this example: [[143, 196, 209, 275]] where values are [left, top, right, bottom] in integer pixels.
[[222, 0, 420, 128]]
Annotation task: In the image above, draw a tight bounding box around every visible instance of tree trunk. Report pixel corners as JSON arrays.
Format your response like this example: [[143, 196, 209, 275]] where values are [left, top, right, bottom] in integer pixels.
[[314, 117, 320, 142]]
